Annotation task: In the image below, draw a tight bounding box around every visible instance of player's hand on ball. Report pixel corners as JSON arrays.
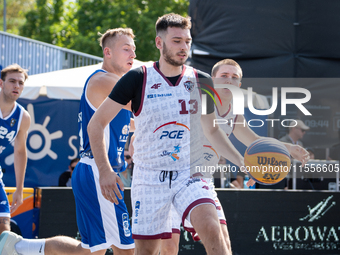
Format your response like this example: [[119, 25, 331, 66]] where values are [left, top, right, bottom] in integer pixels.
[[286, 144, 310, 167], [99, 170, 124, 205]]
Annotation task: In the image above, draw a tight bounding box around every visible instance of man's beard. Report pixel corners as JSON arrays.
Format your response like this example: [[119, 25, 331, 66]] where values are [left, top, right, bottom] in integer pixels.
[[163, 42, 186, 67]]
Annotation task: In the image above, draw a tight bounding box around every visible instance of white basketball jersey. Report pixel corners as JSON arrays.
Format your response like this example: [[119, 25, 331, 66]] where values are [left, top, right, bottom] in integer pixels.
[[132, 63, 204, 171], [203, 104, 238, 167]]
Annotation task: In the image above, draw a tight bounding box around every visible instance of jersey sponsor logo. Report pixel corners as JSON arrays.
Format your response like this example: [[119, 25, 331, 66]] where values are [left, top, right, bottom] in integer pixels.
[[10, 118, 17, 127], [122, 124, 129, 135], [160, 130, 184, 139], [160, 144, 181, 161], [154, 122, 189, 140], [153, 121, 190, 133], [119, 134, 129, 143], [151, 83, 161, 89], [147, 93, 172, 99], [119, 124, 130, 142]]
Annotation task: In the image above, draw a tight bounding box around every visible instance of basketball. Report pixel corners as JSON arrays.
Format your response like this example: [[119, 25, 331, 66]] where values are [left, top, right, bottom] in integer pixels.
[[244, 138, 291, 185]]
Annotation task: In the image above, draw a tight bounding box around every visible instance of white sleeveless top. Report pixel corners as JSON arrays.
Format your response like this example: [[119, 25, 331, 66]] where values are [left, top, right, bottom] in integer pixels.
[[132, 63, 204, 171]]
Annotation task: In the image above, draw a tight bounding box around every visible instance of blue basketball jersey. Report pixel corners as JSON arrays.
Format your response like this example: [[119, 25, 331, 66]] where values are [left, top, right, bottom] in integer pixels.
[[0, 102, 24, 179], [78, 69, 131, 171]]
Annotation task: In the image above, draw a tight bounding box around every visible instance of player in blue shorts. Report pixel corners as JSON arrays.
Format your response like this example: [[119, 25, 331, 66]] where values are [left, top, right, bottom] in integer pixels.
[[0, 64, 31, 235], [0, 28, 136, 255]]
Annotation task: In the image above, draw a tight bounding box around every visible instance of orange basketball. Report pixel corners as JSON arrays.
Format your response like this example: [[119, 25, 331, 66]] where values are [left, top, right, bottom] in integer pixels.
[[244, 138, 291, 185]]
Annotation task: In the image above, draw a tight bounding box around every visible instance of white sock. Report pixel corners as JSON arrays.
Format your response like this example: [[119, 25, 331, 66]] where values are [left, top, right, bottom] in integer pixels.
[[15, 238, 46, 255]]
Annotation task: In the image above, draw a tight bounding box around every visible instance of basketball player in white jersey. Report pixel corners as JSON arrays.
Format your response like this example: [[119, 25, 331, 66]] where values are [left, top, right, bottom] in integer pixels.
[[0, 64, 30, 235], [87, 14, 251, 255], [0, 29, 135, 255], [160, 59, 310, 255]]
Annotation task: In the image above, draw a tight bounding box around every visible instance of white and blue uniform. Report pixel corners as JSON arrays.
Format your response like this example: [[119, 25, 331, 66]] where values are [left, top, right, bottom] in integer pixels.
[[72, 69, 134, 252], [0, 102, 24, 217]]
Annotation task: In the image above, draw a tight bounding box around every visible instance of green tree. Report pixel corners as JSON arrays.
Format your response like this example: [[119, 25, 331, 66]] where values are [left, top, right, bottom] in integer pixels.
[[20, 0, 77, 45], [18, 0, 189, 61], [74, 0, 189, 60], [0, 0, 35, 34]]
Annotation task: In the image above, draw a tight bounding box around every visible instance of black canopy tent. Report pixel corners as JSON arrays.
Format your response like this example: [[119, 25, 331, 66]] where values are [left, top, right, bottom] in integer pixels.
[[189, 0, 340, 150]]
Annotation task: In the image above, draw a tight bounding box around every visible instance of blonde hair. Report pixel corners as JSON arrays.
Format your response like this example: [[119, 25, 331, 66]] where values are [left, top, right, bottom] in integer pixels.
[[99, 28, 135, 50], [211, 59, 243, 79]]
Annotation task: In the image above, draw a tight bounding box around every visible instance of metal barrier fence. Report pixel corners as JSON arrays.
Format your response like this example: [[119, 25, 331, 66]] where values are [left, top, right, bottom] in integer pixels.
[[0, 31, 102, 75]]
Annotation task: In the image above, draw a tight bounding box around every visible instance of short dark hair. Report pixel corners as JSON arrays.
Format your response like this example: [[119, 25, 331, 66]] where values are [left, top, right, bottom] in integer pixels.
[[99, 28, 135, 51], [155, 13, 191, 36], [69, 158, 80, 166], [1, 64, 28, 81]]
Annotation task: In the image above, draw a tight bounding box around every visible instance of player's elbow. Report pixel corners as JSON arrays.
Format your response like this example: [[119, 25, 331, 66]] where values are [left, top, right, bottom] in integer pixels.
[[87, 117, 99, 141]]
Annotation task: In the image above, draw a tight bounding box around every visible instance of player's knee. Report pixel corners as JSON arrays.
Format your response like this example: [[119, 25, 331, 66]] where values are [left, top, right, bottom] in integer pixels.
[[160, 241, 179, 255]]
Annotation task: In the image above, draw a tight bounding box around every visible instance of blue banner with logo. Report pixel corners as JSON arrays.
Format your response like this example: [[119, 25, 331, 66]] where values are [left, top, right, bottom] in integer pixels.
[[1, 96, 80, 187]]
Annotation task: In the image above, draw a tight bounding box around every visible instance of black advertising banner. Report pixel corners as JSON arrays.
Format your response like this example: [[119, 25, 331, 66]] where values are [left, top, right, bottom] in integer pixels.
[[26, 188, 340, 254], [224, 190, 339, 255], [123, 189, 340, 255]]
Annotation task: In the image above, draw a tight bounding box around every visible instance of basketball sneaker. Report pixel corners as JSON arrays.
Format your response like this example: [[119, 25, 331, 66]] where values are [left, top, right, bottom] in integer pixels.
[[0, 231, 22, 255]]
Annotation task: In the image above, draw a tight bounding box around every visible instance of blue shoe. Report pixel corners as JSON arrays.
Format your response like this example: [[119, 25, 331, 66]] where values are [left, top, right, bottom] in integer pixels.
[[0, 231, 22, 255]]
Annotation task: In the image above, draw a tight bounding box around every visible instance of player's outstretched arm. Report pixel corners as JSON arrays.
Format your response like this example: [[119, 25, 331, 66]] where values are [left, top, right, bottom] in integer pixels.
[[12, 110, 31, 213], [233, 115, 309, 166], [201, 112, 244, 168], [233, 115, 261, 146], [88, 98, 124, 204]]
